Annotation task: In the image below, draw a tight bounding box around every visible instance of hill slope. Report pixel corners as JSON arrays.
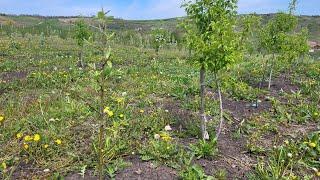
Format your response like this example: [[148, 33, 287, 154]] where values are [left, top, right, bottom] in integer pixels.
[[0, 14, 319, 41]]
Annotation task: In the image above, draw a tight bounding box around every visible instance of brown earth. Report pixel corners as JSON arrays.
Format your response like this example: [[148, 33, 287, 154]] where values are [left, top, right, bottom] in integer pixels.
[[7, 74, 318, 180]]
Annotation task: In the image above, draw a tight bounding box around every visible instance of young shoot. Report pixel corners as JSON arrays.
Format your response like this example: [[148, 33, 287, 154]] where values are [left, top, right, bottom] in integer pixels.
[[183, 0, 241, 140]]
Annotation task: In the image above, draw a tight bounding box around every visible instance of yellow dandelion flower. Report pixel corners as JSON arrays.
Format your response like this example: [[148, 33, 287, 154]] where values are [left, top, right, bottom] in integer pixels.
[[103, 107, 110, 113], [103, 107, 114, 117], [0, 115, 5, 122], [24, 135, 33, 141], [43, 144, 49, 149], [162, 136, 172, 142], [33, 134, 41, 142], [284, 140, 289, 145], [55, 139, 62, 145], [317, 171, 320, 177], [139, 109, 144, 113], [23, 143, 29, 150], [162, 136, 172, 141], [309, 142, 316, 148], [314, 112, 319, 116], [119, 114, 124, 118], [107, 110, 114, 117], [1, 162, 6, 169], [16, 133, 23, 139], [116, 98, 124, 103], [160, 132, 172, 142]]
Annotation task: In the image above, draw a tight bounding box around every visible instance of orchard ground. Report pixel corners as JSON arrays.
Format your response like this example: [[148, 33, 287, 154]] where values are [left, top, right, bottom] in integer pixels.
[[0, 29, 320, 179], [0, 33, 320, 179]]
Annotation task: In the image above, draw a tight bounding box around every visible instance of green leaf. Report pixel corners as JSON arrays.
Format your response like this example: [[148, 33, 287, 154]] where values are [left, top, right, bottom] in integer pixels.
[[107, 61, 112, 68], [105, 48, 112, 60]]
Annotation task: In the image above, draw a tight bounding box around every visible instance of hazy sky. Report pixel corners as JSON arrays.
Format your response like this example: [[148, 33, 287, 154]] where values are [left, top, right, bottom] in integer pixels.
[[0, 0, 319, 19]]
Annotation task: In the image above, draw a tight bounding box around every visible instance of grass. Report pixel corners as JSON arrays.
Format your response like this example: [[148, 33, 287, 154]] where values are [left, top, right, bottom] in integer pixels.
[[0, 24, 319, 179]]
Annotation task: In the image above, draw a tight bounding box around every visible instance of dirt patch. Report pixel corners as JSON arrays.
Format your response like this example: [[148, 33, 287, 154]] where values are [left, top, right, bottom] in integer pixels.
[[278, 122, 319, 138], [197, 154, 254, 179], [65, 170, 98, 180], [223, 96, 271, 121], [250, 73, 300, 93], [268, 74, 300, 93], [159, 97, 197, 131], [206, 89, 272, 122], [199, 114, 256, 179], [64, 156, 178, 180], [116, 156, 178, 180], [0, 71, 28, 82], [157, 92, 268, 178], [10, 162, 50, 180]]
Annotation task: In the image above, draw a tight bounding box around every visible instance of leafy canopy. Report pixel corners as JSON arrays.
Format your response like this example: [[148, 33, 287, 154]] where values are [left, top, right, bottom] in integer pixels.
[[74, 19, 91, 47], [183, 0, 240, 73], [151, 28, 167, 52], [259, 12, 298, 53], [278, 28, 309, 62], [238, 14, 262, 54]]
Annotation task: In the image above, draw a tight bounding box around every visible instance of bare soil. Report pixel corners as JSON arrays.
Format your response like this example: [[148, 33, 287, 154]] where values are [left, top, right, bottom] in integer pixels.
[[9, 74, 318, 180]]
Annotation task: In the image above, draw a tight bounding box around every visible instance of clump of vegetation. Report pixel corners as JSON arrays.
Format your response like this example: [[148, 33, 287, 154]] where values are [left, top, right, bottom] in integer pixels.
[[179, 164, 213, 180], [183, 0, 241, 140], [73, 19, 91, 67], [0, 0, 319, 179], [259, 0, 309, 89], [190, 137, 218, 159], [139, 135, 182, 168], [151, 28, 167, 55]]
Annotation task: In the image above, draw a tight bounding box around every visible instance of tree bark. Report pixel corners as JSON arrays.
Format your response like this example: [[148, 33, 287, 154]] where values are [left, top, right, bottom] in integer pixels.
[[200, 64, 209, 140], [268, 53, 275, 89], [215, 73, 224, 139], [98, 72, 105, 180], [256, 53, 268, 108], [78, 50, 84, 68]]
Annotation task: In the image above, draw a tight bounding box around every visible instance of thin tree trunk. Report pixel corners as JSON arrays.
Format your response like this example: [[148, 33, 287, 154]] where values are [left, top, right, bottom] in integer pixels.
[[268, 53, 275, 89], [81, 51, 84, 68], [200, 64, 209, 140], [215, 73, 224, 139], [98, 73, 105, 180], [256, 53, 268, 108]]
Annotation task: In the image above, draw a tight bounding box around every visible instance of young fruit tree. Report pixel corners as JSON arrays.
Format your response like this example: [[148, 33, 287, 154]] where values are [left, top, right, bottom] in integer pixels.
[[151, 28, 166, 55], [92, 9, 114, 180], [183, 0, 241, 140], [70, 9, 114, 180], [239, 14, 262, 56], [278, 28, 309, 70], [74, 19, 91, 67], [259, 0, 304, 89]]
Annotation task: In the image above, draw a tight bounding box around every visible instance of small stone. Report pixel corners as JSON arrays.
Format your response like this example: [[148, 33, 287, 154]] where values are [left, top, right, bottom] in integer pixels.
[[43, 169, 50, 172], [165, 125, 172, 131], [150, 163, 157, 169], [154, 134, 160, 140], [135, 169, 142, 175], [203, 131, 209, 140], [265, 96, 272, 101], [49, 118, 56, 122]]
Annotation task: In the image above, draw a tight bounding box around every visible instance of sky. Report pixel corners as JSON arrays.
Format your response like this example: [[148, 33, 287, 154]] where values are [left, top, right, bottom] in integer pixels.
[[0, 0, 319, 20]]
